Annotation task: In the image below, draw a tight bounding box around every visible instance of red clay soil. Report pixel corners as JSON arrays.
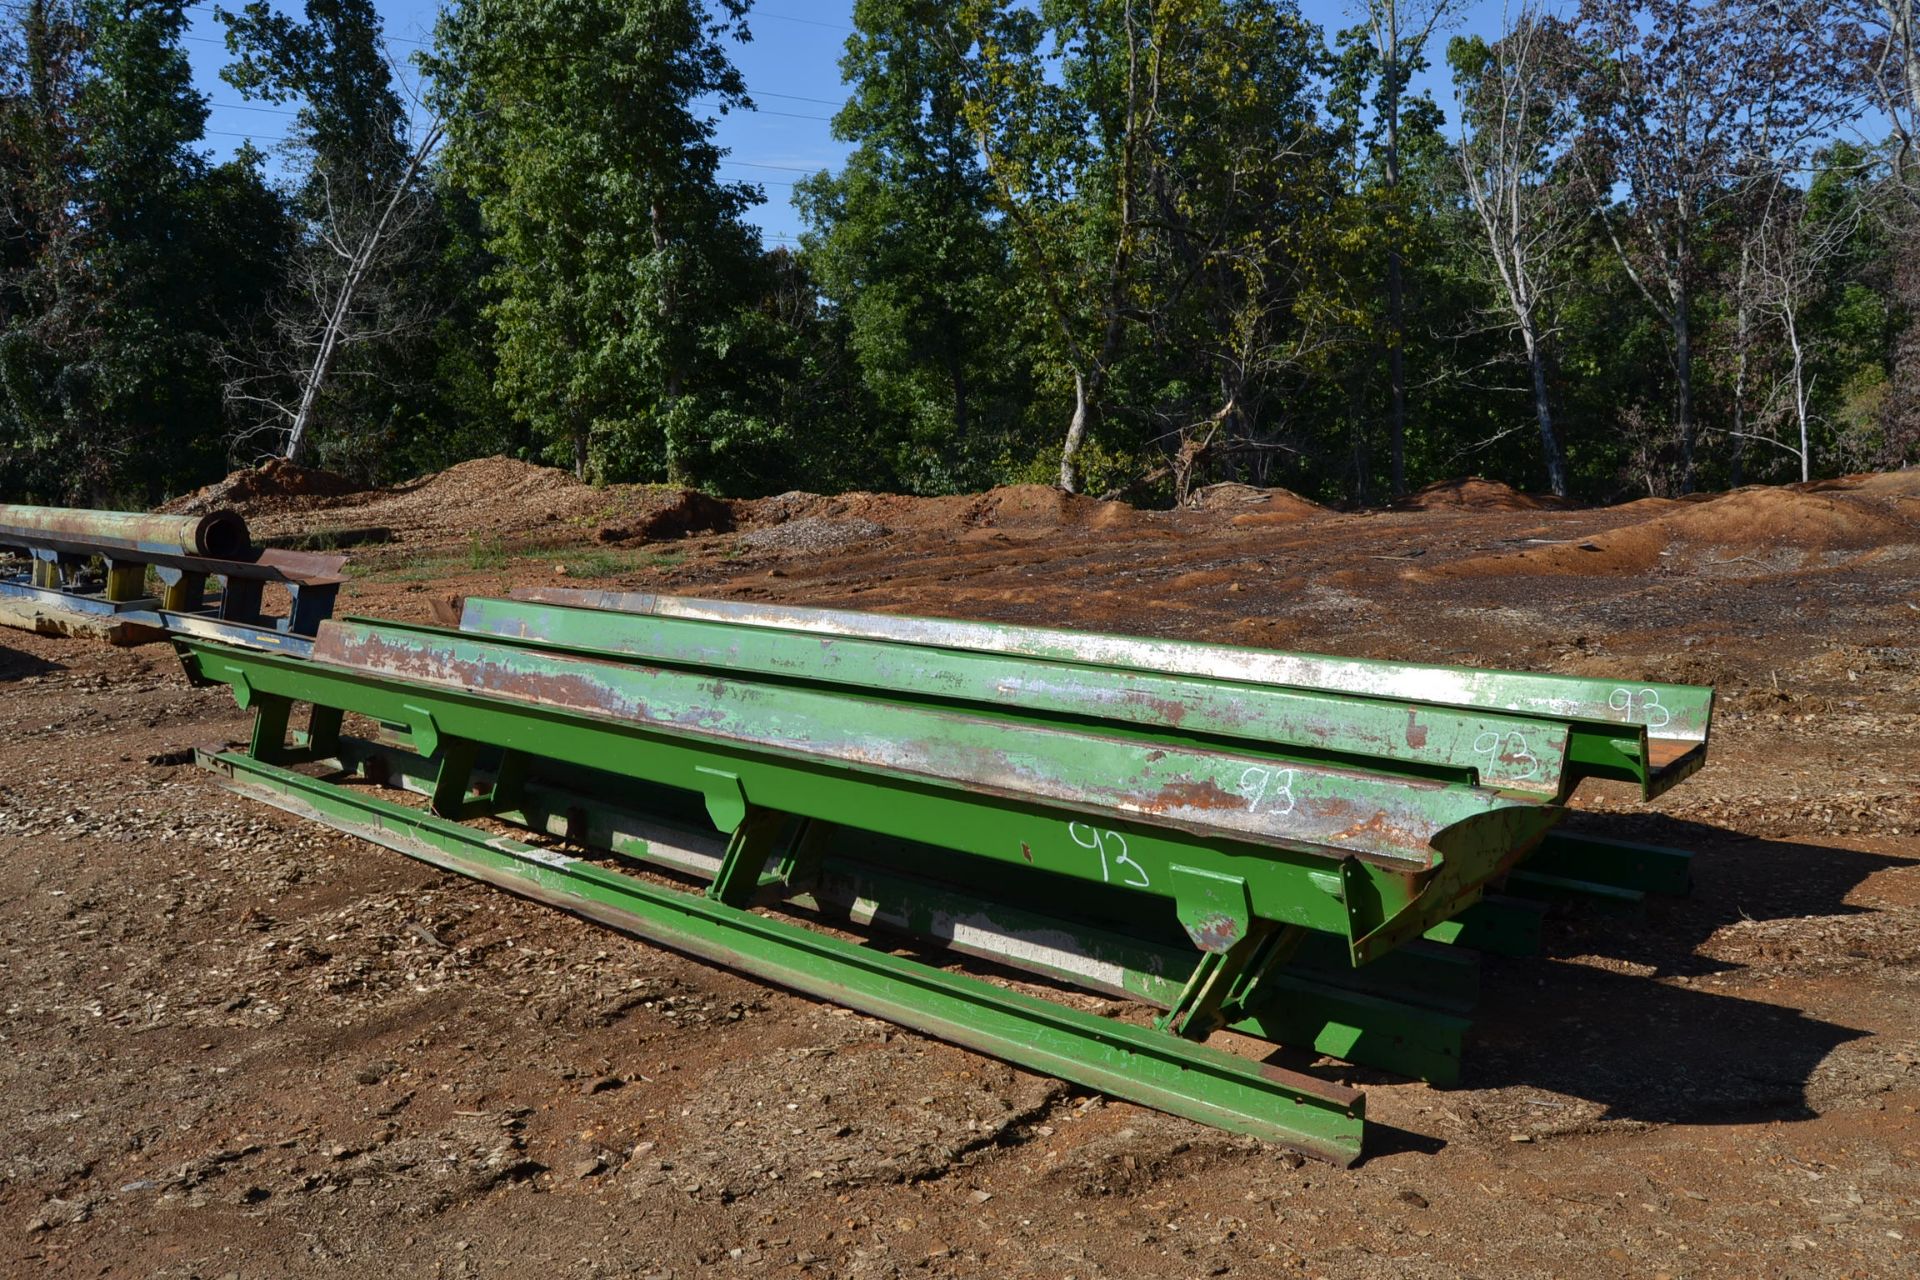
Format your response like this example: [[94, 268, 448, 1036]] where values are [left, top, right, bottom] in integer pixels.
[[1393, 476, 1571, 512], [159, 457, 366, 517], [1423, 477, 1920, 580], [4, 463, 1920, 1278]]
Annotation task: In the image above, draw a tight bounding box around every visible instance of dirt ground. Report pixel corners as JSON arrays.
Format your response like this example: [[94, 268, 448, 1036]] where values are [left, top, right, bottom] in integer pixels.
[[4, 463, 1920, 1278]]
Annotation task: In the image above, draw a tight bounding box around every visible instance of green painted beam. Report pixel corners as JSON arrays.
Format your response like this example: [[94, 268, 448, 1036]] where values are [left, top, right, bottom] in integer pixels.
[[458, 597, 1575, 797], [176, 630, 1565, 964], [330, 732, 1487, 1033], [198, 748, 1367, 1165], [1423, 895, 1546, 957], [1504, 869, 1647, 914], [792, 858, 1469, 1085], [1526, 831, 1694, 897], [505, 589, 1714, 799], [305, 616, 1544, 867]]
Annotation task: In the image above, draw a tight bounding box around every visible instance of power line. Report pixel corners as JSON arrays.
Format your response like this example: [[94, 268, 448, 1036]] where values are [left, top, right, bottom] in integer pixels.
[[755, 7, 854, 33], [211, 100, 300, 117], [724, 159, 825, 174]]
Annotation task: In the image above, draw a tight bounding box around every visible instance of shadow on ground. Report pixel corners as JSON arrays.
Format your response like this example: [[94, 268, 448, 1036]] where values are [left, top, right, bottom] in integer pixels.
[[1455, 814, 1904, 1126], [0, 640, 62, 682]]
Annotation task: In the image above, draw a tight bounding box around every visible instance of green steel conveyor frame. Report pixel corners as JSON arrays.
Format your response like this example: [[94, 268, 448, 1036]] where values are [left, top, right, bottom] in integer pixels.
[[174, 594, 1714, 1165], [498, 589, 1713, 801]]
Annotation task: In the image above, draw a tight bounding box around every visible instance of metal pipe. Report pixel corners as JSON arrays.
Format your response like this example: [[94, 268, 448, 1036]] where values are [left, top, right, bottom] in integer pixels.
[[0, 504, 251, 560]]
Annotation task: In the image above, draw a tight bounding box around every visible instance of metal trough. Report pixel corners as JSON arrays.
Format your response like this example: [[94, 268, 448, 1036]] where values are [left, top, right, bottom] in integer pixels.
[[176, 593, 1714, 1164]]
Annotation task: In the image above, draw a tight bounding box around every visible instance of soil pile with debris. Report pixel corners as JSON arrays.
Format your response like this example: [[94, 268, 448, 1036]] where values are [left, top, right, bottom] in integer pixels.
[[1187, 481, 1328, 526], [738, 516, 889, 555], [234, 456, 731, 549], [593, 489, 732, 544], [159, 458, 363, 517], [737, 483, 1157, 551], [1396, 475, 1569, 512]]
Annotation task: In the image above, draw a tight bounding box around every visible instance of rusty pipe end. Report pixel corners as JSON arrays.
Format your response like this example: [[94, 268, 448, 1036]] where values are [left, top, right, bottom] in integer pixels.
[[193, 510, 251, 559]]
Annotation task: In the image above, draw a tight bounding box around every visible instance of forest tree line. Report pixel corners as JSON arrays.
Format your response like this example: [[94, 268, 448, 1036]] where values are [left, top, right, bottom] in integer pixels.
[[0, 0, 1913, 507]]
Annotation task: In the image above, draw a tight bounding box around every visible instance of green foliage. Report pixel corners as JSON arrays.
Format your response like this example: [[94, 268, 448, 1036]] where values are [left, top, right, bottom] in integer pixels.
[[796, 0, 1034, 493], [428, 0, 787, 489], [0, 1, 1909, 508], [0, 1, 285, 504]]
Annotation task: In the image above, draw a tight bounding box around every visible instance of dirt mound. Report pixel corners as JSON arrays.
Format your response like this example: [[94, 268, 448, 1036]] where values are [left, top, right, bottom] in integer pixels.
[[235, 455, 610, 547], [960, 483, 1148, 532], [1797, 469, 1920, 499], [1395, 476, 1567, 512], [1187, 481, 1328, 526], [160, 458, 363, 517], [737, 516, 889, 555], [1429, 481, 1920, 579], [738, 483, 1153, 542], [594, 489, 733, 543]]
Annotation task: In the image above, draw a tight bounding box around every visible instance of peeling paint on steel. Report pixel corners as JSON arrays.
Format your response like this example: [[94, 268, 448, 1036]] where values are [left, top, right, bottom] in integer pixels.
[[303, 618, 1528, 866]]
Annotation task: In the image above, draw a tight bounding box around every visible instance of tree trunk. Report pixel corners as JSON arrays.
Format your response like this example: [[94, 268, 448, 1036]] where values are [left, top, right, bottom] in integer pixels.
[[1730, 243, 1752, 487], [1786, 306, 1810, 482], [1387, 249, 1407, 496], [282, 121, 443, 465], [1673, 283, 1696, 493], [1520, 319, 1567, 497], [950, 358, 971, 440], [1060, 369, 1091, 493], [1383, 56, 1407, 498]]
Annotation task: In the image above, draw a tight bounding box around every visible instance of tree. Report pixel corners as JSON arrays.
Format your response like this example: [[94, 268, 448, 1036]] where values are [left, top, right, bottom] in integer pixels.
[[1450, 3, 1584, 496], [0, 1, 280, 503], [796, 0, 1024, 493], [1354, 0, 1456, 497], [1122, 0, 1337, 498], [217, 1, 449, 470], [1574, 0, 1852, 492], [1731, 154, 1876, 479], [1856, 2, 1920, 200], [955, 0, 1155, 493], [429, 0, 776, 484]]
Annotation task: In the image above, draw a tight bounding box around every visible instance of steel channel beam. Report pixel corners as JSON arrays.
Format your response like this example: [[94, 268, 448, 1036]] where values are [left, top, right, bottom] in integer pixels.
[[1524, 832, 1694, 897], [1425, 895, 1547, 957], [1504, 870, 1646, 913], [179, 631, 1565, 964], [458, 597, 1574, 798], [158, 611, 319, 657], [334, 731, 1486, 1011], [0, 586, 321, 655], [197, 748, 1368, 1164], [509, 589, 1713, 799], [299, 619, 1543, 866], [302, 619, 1512, 867], [326, 734, 1477, 1082], [0, 578, 157, 616], [795, 859, 1471, 1085]]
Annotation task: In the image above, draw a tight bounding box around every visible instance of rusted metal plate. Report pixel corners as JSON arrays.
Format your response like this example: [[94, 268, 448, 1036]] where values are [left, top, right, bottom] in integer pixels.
[[510, 588, 1713, 744], [461, 596, 1576, 797], [307, 618, 1538, 868]]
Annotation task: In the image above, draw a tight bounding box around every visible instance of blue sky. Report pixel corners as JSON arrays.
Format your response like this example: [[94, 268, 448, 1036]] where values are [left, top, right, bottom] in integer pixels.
[[180, 1, 1514, 247]]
